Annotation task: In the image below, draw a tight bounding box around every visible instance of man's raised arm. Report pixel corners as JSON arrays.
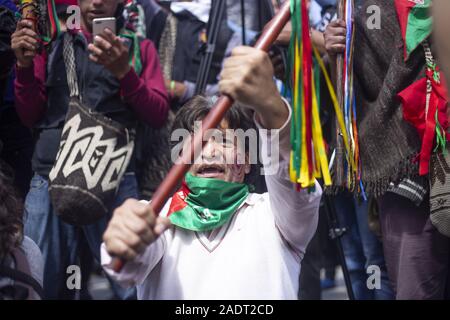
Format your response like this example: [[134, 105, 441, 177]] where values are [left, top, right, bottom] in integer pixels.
[[219, 46, 321, 259]]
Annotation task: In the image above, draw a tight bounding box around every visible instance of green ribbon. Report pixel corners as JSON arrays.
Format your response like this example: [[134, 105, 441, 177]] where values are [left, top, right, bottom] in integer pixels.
[[286, 0, 303, 181], [120, 30, 143, 76], [434, 110, 447, 154], [427, 61, 441, 84]]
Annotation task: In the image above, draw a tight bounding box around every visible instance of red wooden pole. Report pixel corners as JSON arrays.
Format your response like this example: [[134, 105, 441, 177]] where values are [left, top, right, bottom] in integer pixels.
[[112, 0, 292, 272]]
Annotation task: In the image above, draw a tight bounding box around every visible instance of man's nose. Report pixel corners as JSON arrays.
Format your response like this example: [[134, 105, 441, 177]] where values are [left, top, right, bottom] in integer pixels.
[[202, 140, 216, 159], [202, 139, 223, 161], [92, 0, 104, 6]]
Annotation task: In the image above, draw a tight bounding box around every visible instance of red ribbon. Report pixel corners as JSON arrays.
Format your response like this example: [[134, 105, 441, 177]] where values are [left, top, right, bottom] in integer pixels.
[[301, 0, 313, 178], [398, 69, 449, 175]]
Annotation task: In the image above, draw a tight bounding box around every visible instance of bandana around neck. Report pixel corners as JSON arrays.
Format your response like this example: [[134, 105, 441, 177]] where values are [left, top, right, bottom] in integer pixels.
[[167, 172, 250, 232]]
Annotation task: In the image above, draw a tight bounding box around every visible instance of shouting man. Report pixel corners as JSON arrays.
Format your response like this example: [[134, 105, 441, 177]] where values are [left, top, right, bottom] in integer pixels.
[[101, 46, 322, 299]]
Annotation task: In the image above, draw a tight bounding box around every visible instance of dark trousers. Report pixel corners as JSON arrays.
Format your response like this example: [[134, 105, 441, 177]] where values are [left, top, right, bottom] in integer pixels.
[[334, 193, 394, 300], [24, 173, 139, 300], [378, 193, 450, 299], [299, 198, 339, 300], [299, 225, 321, 300]]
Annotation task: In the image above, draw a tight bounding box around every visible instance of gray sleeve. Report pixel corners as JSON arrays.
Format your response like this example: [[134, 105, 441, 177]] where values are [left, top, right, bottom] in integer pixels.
[[20, 236, 44, 288]]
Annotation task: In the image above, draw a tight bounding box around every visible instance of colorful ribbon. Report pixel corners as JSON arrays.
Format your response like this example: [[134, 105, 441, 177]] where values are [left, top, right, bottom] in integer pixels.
[[286, 0, 332, 189], [19, 0, 61, 46]]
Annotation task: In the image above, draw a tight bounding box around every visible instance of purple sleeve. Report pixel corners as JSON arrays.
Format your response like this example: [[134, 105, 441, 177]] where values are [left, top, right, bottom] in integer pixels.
[[119, 39, 169, 128], [14, 53, 47, 128]]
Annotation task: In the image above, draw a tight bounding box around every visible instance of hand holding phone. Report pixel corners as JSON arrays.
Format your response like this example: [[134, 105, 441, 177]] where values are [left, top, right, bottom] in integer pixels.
[[88, 20, 131, 80]]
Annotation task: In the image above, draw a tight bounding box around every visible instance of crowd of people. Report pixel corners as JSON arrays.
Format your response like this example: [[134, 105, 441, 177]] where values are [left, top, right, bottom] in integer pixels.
[[0, 0, 450, 300]]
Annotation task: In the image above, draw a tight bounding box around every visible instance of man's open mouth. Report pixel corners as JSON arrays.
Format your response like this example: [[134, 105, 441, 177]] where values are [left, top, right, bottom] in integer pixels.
[[196, 164, 225, 178]]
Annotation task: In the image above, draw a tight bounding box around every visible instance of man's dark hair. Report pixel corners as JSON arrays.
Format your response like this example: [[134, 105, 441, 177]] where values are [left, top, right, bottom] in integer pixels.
[[173, 95, 255, 129], [171, 95, 265, 191], [171, 95, 257, 150]]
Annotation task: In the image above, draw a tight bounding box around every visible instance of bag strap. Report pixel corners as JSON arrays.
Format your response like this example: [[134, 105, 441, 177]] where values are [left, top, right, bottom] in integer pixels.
[[63, 32, 82, 100], [0, 264, 44, 299]]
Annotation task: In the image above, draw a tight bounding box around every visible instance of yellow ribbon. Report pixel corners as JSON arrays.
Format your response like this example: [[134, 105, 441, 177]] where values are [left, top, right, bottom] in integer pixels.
[[312, 46, 356, 172]]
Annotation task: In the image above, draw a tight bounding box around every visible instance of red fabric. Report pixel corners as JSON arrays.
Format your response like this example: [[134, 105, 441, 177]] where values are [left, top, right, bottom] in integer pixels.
[[398, 71, 449, 175], [394, 0, 414, 60], [14, 53, 48, 128], [395, 0, 422, 60], [167, 181, 190, 217], [399, 77, 427, 138], [54, 0, 77, 5], [14, 30, 169, 128], [301, 0, 313, 178]]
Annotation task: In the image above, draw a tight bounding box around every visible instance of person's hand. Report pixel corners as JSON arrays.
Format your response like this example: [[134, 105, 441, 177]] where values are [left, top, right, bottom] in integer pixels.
[[219, 46, 288, 129], [11, 19, 39, 68], [165, 79, 187, 100], [324, 19, 346, 59], [103, 199, 171, 261], [88, 28, 131, 80]]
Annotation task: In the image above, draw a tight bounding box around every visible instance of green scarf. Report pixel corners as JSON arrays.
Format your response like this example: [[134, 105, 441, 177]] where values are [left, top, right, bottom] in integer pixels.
[[167, 173, 250, 232]]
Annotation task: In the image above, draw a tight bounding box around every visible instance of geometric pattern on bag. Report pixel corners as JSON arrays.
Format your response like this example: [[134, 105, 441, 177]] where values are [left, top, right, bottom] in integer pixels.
[[429, 145, 450, 238], [48, 32, 135, 226]]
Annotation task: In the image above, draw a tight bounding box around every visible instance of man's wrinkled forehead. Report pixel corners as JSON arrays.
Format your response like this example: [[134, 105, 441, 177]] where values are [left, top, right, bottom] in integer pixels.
[[189, 119, 250, 152]]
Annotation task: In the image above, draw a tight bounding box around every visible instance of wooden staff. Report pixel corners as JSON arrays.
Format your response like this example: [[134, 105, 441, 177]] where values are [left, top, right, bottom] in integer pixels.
[[20, 0, 38, 31], [20, 0, 39, 56], [112, 0, 292, 272], [327, 0, 356, 300], [333, 0, 346, 187]]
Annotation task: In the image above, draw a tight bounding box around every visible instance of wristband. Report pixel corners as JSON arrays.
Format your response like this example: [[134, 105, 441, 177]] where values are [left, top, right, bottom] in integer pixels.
[[170, 80, 176, 96]]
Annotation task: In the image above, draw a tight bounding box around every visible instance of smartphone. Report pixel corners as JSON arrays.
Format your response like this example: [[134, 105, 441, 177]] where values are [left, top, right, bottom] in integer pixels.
[[92, 17, 116, 37]]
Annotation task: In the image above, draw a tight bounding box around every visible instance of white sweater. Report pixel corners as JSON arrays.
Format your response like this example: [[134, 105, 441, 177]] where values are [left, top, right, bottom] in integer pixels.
[[101, 103, 321, 299]]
